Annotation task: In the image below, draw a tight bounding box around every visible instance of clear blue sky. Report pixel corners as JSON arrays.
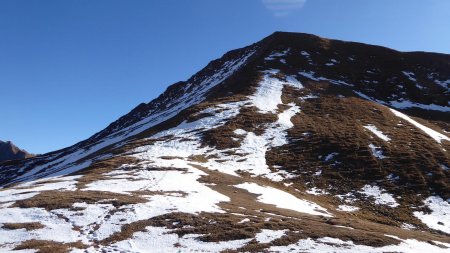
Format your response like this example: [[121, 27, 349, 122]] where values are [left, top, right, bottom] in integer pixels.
[[1, 0, 449, 154]]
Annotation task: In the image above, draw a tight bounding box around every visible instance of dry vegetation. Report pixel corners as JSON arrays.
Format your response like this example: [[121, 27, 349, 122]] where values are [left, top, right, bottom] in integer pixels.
[[14, 240, 86, 253], [13, 190, 147, 210], [2, 222, 44, 231]]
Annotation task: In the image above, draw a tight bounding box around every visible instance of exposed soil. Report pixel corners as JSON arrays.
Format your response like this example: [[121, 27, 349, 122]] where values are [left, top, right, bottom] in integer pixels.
[[2, 222, 44, 231], [14, 240, 86, 253], [13, 190, 147, 211]]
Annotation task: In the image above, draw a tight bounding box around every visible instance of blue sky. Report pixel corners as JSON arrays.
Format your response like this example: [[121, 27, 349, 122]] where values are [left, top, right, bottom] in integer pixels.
[[1, 0, 449, 154]]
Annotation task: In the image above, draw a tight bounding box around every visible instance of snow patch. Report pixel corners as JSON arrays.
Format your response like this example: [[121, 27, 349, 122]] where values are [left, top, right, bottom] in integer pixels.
[[233, 129, 247, 135], [434, 79, 450, 89], [208, 104, 300, 180], [389, 100, 450, 112], [265, 49, 290, 62], [337, 205, 360, 212], [390, 108, 450, 143], [249, 70, 302, 113], [238, 218, 250, 224], [298, 71, 353, 86], [402, 71, 425, 89], [306, 187, 328, 196], [299, 94, 318, 100], [324, 152, 338, 162], [236, 182, 332, 217], [363, 124, 391, 141], [402, 71, 417, 82], [441, 164, 450, 171], [360, 185, 399, 207], [413, 196, 450, 234], [368, 143, 386, 159], [255, 229, 288, 243], [401, 223, 416, 230]]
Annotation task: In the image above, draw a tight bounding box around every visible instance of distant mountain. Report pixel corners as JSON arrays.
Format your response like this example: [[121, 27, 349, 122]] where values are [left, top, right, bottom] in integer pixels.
[[0, 140, 33, 163], [0, 32, 449, 252]]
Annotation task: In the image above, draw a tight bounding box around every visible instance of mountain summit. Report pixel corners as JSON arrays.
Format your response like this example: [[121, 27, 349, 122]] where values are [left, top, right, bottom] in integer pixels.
[[0, 140, 33, 163], [0, 32, 449, 252]]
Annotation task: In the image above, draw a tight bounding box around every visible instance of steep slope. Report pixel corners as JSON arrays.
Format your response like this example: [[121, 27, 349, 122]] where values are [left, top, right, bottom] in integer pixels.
[[0, 141, 33, 163], [0, 43, 258, 186], [0, 32, 449, 253]]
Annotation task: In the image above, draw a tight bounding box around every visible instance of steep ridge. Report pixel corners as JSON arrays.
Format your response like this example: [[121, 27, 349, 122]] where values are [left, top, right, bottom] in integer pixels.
[[0, 43, 258, 186], [0, 141, 33, 163], [0, 32, 449, 252]]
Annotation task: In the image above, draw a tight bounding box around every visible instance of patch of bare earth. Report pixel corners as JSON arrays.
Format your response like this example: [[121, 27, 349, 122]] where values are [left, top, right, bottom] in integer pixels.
[[13, 190, 147, 210], [2, 222, 44, 231], [14, 240, 86, 253], [73, 156, 138, 189]]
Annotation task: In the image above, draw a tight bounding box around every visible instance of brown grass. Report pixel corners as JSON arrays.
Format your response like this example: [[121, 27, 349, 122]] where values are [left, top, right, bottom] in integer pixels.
[[74, 156, 138, 189], [14, 240, 86, 253], [2, 222, 44, 231], [13, 190, 147, 210], [99, 219, 154, 245]]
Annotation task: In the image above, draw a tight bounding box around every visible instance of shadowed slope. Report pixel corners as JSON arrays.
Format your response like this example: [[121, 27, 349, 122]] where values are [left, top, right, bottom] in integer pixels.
[[0, 141, 33, 163]]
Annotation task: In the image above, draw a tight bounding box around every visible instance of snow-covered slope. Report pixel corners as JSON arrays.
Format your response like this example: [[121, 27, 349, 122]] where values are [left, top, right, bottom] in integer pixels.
[[1, 32, 449, 252]]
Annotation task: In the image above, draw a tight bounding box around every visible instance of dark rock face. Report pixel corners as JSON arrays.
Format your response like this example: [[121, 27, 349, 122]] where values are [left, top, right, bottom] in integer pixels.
[[0, 140, 33, 163]]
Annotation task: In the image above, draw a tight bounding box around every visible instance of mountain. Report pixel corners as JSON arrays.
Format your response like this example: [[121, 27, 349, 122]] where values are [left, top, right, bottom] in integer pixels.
[[0, 140, 33, 163], [0, 32, 449, 252]]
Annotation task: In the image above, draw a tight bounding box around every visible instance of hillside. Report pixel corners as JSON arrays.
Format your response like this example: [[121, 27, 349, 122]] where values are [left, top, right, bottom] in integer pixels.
[[0, 32, 449, 253]]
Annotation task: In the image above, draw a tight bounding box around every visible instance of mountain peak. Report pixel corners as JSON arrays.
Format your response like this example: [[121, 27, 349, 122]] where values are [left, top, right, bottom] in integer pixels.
[[268, 31, 323, 39], [0, 140, 33, 163]]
